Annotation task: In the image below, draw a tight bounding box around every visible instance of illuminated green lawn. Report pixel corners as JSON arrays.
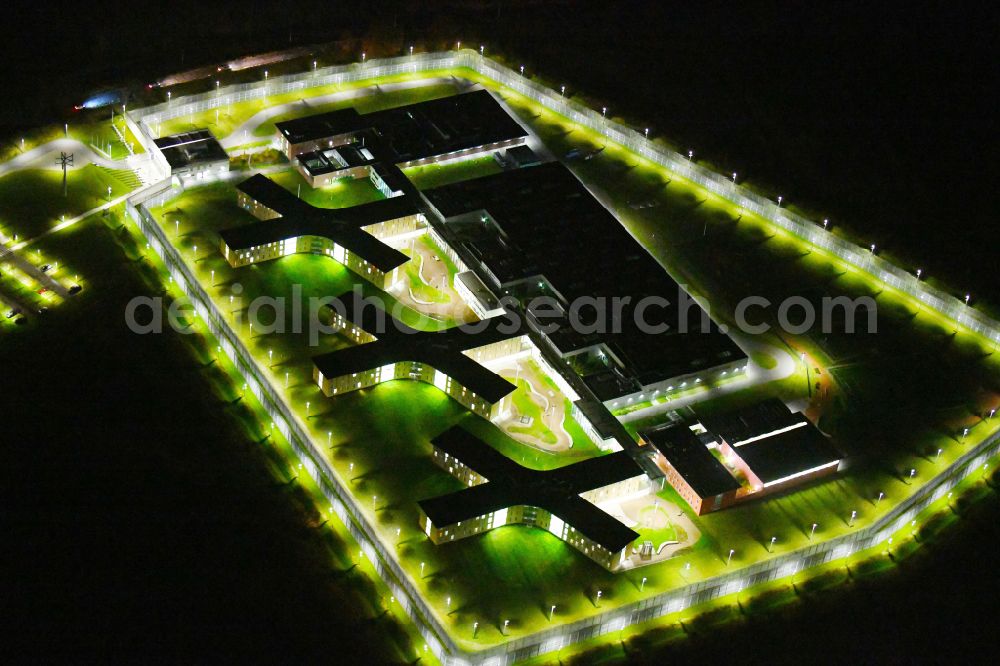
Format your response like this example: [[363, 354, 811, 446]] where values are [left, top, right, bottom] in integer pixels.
[[0, 166, 133, 241], [267, 168, 385, 209], [403, 154, 503, 190]]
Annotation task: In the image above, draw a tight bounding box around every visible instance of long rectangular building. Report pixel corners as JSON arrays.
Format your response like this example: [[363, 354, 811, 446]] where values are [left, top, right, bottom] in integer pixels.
[[423, 162, 748, 406], [275, 89, 528, 166]]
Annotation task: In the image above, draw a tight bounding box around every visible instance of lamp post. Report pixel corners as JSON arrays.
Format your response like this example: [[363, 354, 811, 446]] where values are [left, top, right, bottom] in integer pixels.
[[640, 576, 647, 591], [473, 621, 479, 638], [644, 127, 649, 139], [409, 45, 414, 56], [362, 52, 366, 63], [688, 150, 693, 160], [870, 243, 876, 254], [327, 431, 332, 446], [732, 172, 737, 185], [305, 401, 310, 417], [264, 70, 268, 81], [810, 523, 817, 539], [596, 590, 602, 606], [823, 218, 829, 230], [849, 510, 857, 526], [769, 536, 777, 552], [727, 548, 735, 566], [800, 352, 812, 397], [777, 195, 783, 207], [107, 185, 112, 201], [877, 491, 885, 505], [965, 293, 971, 306], [560, 84, 566, 96], [916, 268, 922, 279], [549, 604, 556, 620], [480, 45, 484, 55], [519, 65, 524, 76], [420, 561, 425, 577], [503, 619, 510, 635]]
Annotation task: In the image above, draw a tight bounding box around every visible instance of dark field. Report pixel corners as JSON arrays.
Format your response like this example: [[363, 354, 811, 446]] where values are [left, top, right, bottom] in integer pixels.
[[1, 1, 996, 662]]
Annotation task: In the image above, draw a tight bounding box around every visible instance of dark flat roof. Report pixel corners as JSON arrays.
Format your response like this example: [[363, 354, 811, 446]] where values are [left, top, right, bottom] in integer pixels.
[[312, 292, 521, 404], [734, 426, 841, 484], [506, 144, 541, 167], [277, 107, 365, 145], [276, 90, 527, 164], [424, 162, 745, 400], [574, 399, 621, 441], [641, 423, 740, 498], [153, 129, 228, 170], [220, 175, 412, 272], [694, 398, 805, 446], [419, 426, 642, 552]]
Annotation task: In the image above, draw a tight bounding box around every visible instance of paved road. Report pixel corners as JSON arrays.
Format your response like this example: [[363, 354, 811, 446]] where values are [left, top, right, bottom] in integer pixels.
[[0, 138, 121, 179], [0, 240, 72, 298], [218, 76, 466, 148], [0, 276, 39, 316]]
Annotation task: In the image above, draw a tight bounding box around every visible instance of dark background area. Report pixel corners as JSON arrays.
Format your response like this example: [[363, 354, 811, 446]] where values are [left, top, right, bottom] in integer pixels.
[[1, 1, 998, 663]]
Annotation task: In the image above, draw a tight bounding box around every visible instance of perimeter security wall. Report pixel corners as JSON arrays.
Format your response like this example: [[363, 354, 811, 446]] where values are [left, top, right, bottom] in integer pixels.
[[125, 51, 1000, 664]]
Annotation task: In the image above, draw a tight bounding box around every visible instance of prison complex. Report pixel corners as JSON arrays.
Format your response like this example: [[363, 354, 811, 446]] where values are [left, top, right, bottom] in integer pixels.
[[206, 87, 844, 566]]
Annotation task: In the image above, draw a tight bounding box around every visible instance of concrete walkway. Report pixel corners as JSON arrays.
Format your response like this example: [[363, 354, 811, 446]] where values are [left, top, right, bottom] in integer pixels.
[[0, 138, 123, 179]]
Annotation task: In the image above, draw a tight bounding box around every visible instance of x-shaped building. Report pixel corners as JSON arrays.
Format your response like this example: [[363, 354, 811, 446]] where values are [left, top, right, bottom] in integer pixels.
[[218, 174, 423, 289], [419, 426, 648, 570], [313, 290, 524, 419]]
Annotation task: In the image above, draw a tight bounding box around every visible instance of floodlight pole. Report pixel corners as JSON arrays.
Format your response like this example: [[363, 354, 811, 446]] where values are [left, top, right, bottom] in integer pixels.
[[56, 152, 74, 197]]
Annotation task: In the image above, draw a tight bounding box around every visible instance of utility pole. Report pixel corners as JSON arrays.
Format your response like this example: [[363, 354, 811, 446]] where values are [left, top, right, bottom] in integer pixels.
[[56, 152, 74, 197]]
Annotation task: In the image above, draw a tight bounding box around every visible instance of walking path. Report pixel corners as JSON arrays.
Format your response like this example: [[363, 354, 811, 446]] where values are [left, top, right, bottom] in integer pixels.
[[0, 138, 122, 179], [219, 77, 461, 148]]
